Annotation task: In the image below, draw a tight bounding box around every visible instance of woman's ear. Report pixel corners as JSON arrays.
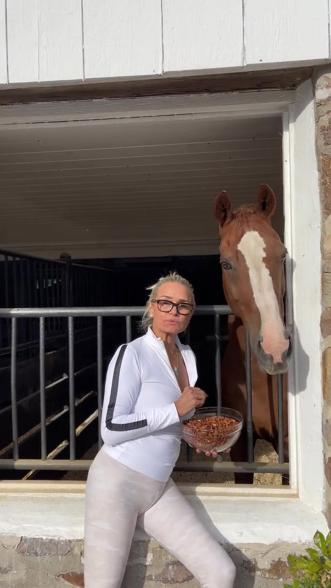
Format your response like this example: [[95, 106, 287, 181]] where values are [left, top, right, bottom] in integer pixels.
[[214, 191, 233, 230], [256, 184, 276, 220]]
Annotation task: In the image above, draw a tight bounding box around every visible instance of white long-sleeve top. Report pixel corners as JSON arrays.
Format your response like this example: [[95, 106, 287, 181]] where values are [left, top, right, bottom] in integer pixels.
[[101, 327, 198, 481]]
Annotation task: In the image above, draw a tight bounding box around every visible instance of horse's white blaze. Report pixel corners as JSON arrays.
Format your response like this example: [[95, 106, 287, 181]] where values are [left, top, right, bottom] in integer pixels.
[[237, 231, 289, 364]]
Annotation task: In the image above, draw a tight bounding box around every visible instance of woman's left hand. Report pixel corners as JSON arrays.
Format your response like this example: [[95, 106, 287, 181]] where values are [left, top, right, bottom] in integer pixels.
[[195, 448, 218, 458]]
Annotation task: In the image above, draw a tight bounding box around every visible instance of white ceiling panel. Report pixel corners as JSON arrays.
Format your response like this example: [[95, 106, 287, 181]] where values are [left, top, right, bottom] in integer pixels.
[[0, 112, 283, 259]]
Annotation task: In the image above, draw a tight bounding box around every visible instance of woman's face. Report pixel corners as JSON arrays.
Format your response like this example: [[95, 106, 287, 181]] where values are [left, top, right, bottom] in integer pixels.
[[150, 282, 194, 339]]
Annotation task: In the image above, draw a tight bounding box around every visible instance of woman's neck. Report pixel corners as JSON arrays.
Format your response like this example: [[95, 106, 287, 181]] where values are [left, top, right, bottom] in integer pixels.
[[151, 327, 177, 348]]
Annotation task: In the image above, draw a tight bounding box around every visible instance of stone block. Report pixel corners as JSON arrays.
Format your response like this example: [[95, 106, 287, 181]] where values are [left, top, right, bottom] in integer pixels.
[[322, 273, 331, 309], [57, 572, 84, 587], [321, 307, 331, 337], [323, 416, 331, 446], [0, 534, 308, 588], [323, 346, 331, 401]]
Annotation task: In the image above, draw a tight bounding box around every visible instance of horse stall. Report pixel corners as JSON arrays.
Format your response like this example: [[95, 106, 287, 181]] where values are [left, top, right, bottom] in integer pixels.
[[0, 87, 327, 586], [0, 96, 286, 477]]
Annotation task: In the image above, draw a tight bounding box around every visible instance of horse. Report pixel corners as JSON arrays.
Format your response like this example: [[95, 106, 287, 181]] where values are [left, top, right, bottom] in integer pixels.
[[214, 184, 292, 484]]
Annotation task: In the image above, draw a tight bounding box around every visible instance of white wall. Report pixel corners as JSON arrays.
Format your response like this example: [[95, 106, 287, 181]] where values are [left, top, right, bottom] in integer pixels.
[[0, 0, 330, 85], [287, 80, 324, 509]]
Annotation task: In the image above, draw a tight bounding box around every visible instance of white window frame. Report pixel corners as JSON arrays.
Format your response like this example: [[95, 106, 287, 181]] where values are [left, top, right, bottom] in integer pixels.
[[0, 83, 326, 542]]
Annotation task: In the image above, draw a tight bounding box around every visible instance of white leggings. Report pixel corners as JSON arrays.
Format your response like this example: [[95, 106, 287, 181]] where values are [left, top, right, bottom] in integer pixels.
[[84, 449, 236, 588]]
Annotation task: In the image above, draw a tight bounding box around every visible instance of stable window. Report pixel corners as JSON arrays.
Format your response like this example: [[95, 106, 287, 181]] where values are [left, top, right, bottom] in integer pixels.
[[0, 85, 323, 517]]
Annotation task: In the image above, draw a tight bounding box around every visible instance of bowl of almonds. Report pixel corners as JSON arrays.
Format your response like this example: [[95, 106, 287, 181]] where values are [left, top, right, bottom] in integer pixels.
[[182, 407, 243, 453]]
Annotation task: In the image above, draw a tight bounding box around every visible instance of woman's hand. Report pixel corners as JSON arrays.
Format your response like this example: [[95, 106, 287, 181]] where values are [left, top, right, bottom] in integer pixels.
[[196, 448, 218, 458], [175, 386, 207, 417]]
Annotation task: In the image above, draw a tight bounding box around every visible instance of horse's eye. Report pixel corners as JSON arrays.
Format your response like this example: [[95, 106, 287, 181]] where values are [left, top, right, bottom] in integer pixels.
[[220, 260, 232, 271]]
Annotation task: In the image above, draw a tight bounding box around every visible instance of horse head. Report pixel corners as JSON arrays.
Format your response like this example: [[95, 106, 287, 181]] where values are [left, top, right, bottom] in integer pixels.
[[214, 184, 291, 375]]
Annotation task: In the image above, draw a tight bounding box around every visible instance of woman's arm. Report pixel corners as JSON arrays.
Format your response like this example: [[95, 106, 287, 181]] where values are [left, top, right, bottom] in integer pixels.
[[101, 345, 180, 447]]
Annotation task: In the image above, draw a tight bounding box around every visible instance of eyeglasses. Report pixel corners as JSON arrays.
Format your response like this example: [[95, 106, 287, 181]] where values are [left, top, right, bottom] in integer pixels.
[[152, 299, 194, 316]]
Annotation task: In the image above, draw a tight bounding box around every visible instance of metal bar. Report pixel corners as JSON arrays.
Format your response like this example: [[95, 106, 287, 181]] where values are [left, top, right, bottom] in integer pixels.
[[214, 313, 222, 414], [26, 260, 32, 308], [66, 257, 72, 307], [0, 305, 231, 318], [38, 262, 44, 306], [55, 264, 61, 332], [277, 374, 285, 463], [10, 318, 19, 460], [97, 316, 103, 449], [4, 256, 10, 348], [32, 260, 37, 307], [0, 247, 113, 273], [39, 317, 47, 459], [4, 255, 9, 307], [68, 316, 76, 459], [126, 315, 132, 342], [0, 459, 289, 473], [26, 261, 33, 351], [17, 259, 23, 307], [45, 263, 50, 308], [175, 461, 289, 473], [13, 258, 18, 306], [18, 260, 26, 347], [245, 330, 254, 463]]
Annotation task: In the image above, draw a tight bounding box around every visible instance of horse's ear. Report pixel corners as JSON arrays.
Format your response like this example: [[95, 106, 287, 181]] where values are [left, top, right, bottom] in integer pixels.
[[214, 191, 233, 228], [257, 184, 276, 220]]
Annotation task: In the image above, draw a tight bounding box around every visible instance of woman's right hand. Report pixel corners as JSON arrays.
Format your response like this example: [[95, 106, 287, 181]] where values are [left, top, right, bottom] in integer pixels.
[[175, 386, 207, 417]]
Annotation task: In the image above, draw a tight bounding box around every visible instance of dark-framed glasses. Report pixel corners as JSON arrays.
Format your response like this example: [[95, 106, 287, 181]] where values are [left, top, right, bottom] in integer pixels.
[[152, 299, 194, 316]]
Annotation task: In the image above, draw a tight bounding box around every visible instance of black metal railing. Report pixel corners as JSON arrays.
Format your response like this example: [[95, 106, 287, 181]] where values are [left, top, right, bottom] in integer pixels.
[[0, 249, 114, 356], [0, 306, 288, 477]]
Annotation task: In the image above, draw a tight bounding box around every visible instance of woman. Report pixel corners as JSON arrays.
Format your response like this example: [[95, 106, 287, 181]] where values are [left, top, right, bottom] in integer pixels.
[[84, 272, 236, 588]]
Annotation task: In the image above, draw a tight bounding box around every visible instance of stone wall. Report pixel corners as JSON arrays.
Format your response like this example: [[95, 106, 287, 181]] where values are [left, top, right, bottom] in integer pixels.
[[0, 534, 307, 588], [315, 67, 331, 525]]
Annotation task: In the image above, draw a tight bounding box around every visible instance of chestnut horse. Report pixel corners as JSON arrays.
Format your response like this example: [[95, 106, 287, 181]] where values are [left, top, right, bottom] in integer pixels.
[[214, 185, 291, 483]]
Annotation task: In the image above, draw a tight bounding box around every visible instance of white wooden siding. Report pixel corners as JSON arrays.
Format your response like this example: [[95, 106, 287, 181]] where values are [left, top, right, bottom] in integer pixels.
[[162, 0, 243, 72], [38, 0, 83, 82], [0, 0, 330, 85], [244, 0, 329, 65], [83, 0, 162, 78], [0, 0, 7, 83], [6, 0, 83, 83], [7, 0, 39, 83]]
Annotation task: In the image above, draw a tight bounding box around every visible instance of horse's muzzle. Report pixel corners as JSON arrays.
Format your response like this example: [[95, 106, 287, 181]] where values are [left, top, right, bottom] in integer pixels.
[[256, 336, 292, 375]]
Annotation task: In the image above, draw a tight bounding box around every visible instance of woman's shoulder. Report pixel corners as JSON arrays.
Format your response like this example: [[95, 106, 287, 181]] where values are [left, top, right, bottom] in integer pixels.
[[178, 340, 194, 353], [119, 333, 148, 356], [109, 336, 146, 370], [178, 341, 196, 362]]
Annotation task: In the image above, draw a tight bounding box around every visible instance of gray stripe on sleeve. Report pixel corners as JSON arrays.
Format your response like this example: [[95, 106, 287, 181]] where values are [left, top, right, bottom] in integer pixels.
[[105, 344, 148, 431]]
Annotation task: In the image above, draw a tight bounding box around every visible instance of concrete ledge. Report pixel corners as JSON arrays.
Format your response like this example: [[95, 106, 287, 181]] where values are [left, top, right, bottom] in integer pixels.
[[0, 486, 327, 543], [0, 487, 328, 587]]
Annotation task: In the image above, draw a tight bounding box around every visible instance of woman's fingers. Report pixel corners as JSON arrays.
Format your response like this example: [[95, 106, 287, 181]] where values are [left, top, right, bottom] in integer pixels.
[[194, 449, 218, 458], [192, 388, 207, 400]]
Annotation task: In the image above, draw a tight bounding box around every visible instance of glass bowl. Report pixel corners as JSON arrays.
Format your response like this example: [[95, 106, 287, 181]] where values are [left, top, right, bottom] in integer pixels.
[[182, 407, 243, 453]]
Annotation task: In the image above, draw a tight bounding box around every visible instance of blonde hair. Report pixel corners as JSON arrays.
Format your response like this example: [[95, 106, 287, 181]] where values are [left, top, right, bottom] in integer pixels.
[[141, 272, 195, 332]]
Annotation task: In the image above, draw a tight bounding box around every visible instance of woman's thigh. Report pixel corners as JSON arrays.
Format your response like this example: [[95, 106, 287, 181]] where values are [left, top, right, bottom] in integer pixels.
[[138, 479, 236, 588], [84, 452, 138, 588]]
